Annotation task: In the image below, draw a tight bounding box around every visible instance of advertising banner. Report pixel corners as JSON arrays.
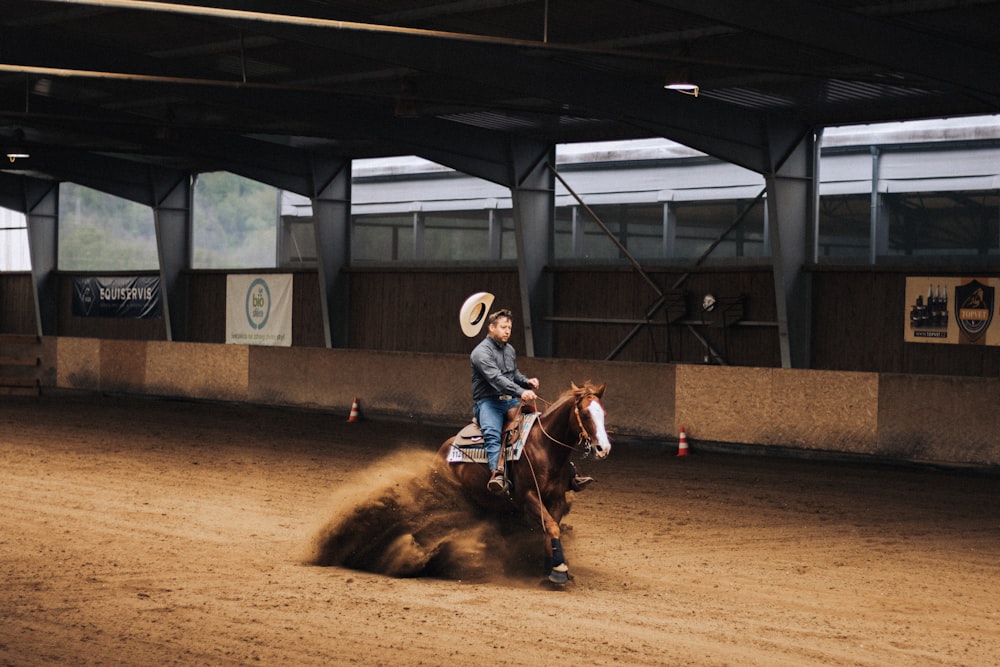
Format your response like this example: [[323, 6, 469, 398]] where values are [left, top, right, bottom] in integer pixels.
[[72, 276, 162, 318], [226, 274, 293, 347], [904, 276, 1000, 345]]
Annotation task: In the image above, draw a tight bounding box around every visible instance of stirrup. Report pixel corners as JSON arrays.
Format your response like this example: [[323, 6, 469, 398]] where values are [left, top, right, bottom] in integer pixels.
[[487, 470, 508, 495], [568, 462, 593, 492]]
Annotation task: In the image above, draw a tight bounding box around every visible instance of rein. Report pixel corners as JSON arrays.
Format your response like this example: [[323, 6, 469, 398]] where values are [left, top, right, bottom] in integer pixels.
[[520, 392, 597, 533], [527, 394, 595, 457]]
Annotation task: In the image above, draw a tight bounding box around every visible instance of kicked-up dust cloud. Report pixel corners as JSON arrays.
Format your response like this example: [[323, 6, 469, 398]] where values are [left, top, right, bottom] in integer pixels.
[[306, 449, 557, 581]]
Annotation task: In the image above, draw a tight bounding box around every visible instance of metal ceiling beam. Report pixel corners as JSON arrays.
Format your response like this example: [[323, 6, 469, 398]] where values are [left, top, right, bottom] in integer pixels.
[[25, 0, 804, 171], [162, 83, 536, 187], [648, 0, 1000, 105], [26, 0, 618, 54], [0, 172, 58, 214], [179, 84, 533, 186], [0, 60, 537, 189], [9, 0, 993, 185], [242, 22, 798, 172], [0, 143, 187, 207]]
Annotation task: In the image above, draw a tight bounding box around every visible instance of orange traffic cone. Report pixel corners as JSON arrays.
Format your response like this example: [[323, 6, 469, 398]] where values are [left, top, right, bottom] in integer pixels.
[[347, 397, 361, 422], [677, 426, 689, 457]]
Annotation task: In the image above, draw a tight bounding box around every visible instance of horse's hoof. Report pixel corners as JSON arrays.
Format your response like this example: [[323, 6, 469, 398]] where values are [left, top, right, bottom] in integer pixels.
[[547, 569, 569, 585]]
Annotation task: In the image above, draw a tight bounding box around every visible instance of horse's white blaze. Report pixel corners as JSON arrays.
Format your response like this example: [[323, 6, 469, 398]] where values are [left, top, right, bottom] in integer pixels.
[[586, 400, 612, 459]]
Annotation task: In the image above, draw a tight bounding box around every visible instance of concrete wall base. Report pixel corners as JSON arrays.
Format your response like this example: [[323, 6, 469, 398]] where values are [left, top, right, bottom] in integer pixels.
[[44, 337, 1000, 468]]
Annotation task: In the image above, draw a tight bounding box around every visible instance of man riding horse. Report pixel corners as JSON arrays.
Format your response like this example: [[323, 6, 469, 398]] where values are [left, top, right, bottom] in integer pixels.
[[470, 308, 593, 495]]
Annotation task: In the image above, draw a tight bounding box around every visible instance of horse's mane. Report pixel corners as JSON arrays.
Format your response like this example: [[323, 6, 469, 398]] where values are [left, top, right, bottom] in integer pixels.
[[545, 381, 603, 414], [569, 380, 602, 400]]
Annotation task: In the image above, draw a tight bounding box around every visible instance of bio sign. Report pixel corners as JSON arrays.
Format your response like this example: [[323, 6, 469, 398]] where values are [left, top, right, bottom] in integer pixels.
[[904, 276, 1000, 346], [226, 274, 292, 346], [245, 278, 271, 330]]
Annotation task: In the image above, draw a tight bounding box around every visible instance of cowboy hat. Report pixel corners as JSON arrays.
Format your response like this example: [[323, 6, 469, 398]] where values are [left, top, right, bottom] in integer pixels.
[[459, 291, 495, 337]]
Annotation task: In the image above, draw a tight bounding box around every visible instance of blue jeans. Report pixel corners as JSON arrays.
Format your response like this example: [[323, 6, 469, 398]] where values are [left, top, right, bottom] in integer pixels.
[[474, 397, 519, 471]]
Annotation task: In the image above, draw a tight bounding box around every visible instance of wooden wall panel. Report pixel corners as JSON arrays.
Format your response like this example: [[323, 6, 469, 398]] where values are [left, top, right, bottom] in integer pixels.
[[290, 272, 325, 348], [0, 273, 36, 334], [551, 265, 781, 366], [347, 267, 520, 353], [2, 265, 996, 379], [810, 267, 1000, 377], [185, 272, 226, 343]]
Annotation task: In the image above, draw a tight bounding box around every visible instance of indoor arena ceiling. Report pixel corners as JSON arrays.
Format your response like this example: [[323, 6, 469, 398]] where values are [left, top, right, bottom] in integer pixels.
[[2, 0, 1000, 197]]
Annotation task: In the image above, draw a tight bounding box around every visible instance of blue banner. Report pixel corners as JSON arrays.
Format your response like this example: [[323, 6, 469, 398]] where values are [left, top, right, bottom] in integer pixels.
[[72, 276, 162, 318]]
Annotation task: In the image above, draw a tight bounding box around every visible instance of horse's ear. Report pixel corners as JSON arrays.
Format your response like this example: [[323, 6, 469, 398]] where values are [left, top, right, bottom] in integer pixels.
[[571, 381, 580, 392], [595, 383, 606, 398]]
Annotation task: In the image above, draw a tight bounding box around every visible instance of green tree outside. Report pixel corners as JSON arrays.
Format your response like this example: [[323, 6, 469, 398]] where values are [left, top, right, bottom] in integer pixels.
[[58, 174, 279, 271]]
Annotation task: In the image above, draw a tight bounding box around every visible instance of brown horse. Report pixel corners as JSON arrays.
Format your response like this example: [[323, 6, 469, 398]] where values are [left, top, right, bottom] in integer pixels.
[[437, 381, 611, 584]]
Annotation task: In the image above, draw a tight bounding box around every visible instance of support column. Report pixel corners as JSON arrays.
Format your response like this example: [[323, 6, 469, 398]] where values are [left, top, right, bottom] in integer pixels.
[[509, 142, 555, 357], [663, 202, 676, 257], [24, 180, 59, 337], [153, 175, 192, 342], [765, 132, 817, 369], [571, 206, 584, 258], [312, 158, 352, 348]]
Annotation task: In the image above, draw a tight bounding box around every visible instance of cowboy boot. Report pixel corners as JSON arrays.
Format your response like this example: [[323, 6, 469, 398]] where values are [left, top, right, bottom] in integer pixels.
[[487, 468, 508, 495]]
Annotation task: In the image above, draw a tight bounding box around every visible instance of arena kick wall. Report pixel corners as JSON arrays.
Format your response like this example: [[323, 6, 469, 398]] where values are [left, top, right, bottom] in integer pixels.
[[34, 337, 1000, 469]]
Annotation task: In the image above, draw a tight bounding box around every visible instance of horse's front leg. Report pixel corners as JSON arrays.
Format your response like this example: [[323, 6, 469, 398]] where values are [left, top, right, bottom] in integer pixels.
[[546, 535, 569, 585], [524, 490, 570, 585]]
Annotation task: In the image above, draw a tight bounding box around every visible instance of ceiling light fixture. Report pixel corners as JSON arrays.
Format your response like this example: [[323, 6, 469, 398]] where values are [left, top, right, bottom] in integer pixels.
[[664, 59, 699, 97], [5, 129, 29, 163], [665, 81, 699, 97]]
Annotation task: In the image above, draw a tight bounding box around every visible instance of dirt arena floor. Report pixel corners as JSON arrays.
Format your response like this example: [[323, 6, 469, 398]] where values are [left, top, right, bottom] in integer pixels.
[[1, 393, 998, 666]]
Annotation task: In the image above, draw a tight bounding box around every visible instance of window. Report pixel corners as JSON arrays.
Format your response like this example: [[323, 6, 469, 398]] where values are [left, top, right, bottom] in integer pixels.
[[885, 191, 999, 256], [818, 194, 871, 260], [673, 199, 766, 259], [554, 205, 619, 260], [352, 209, 514, 262], [278, 217, 317, 266], [192, 173, 279, 269], [58, 183, 157, 270], [555, 203, 665, 260], [555, 200, 766, 261], [584, 204, 665, 259], [352, 213, 415, 262], [423, 212, 490, 261], [0, 207, 30, 271]]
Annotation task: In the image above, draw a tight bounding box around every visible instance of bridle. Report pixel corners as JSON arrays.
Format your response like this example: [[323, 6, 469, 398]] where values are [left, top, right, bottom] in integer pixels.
[[530, 392, 599, 458]]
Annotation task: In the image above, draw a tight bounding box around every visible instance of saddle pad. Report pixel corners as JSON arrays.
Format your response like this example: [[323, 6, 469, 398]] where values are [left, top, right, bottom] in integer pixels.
[[447, 412, 538, 464]]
